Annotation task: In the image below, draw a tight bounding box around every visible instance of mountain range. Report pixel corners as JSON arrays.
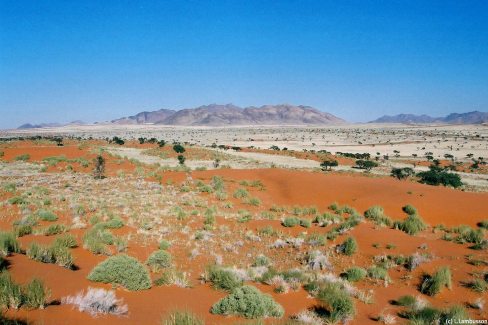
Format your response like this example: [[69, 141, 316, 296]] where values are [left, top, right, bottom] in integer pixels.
[[370, 111, 488, 124], [110, 104, 345, 126]]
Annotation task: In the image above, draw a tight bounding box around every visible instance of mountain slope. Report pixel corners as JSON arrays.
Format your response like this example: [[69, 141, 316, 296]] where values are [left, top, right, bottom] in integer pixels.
[[370, 111, 488, 124], [115, 104, 345, 126]]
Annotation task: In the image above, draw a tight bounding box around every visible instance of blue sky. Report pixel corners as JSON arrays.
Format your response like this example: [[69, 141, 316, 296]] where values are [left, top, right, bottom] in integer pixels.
[[1, 0, 487, 128]]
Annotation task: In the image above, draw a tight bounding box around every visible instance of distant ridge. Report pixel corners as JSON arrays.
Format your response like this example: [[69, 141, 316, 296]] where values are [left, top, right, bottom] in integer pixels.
[[17, 121, 86, 129], [370, 111, 488, 124], [111, 104, 345, 126]]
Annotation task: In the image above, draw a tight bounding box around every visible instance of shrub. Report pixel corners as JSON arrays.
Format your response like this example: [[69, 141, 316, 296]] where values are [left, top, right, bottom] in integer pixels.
[[102, 217, 124, 229], [299, 219, 311, 228], [395, 295, 416, 307], [159, 240, 171, 250], [337, 237, 357, 256], [395, 214, 427, 235], [211, 285, 284, 318], [162, 310, 205, 325], [177, 155, 186, 165], [233, 188, 249, 199], [316, 282, 355, 323], [93, 155, 105, 179], [391, 167, 415, 180], [7, 196, 26, 205], [62, 287, 128, 316], [14, 225, 32, 237], [37, 209, 58, 222], [402, 204, 417, 215], [420, 266, 452, 296], [14, 154, 30, 161], [0, 271, 22, 309], [320, 159, 338, 171], [26, 242, 74, 269], [0, 232, 20, 256], [40, 224, 66, 236], [342, 267, 367, 282], [453, 226, 484, 244], [173, 144, 185, 153], [23, 279, 50, 309], [83, 227, 114, 255], [417, 165, 463, 188], [368, 266, 390, 281], [364, 206, 392, 227], [87, 254, 151, 291], [53, 234, 77, 248], [478, 220, 488, 230], [206, 266, 243, 291], [282, 217, 300, 227], [252, 255, 270, 267], [146, 250, 172, 272]]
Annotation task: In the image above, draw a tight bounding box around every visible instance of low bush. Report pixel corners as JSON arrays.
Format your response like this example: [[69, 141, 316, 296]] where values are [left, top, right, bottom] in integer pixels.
[[162, 310, 205, 325], [299, 219, 311, 228], [14, 225, 32, 237], [233, 188, 249, 199], [394, 214, 427, 235], [364, 206, 392, 227], [0, 232, 20, 256], [159, 239, 171, 250], [417, 165, 463, 188], [478, 220, 488, 230], [368, 266, 390, 282], [316, 282, 355, 323], [39, 224, 66, 236], [402, 205, 417, 215], [420, 266, 452, 296], [37, 209, 58, 222], [337, 237, 357, 256], [206, 266, 243, 291], [87, 254, 151, 291], [282, 217, 300, 227], [23, 278, 50, 309], [0, 271, 22, 309], [211, 285, 284, 318], [146, 250, 172, 272], [342, 267, 367, 282]]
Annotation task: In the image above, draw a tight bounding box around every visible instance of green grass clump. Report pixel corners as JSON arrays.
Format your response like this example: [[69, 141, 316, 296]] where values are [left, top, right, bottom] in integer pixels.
[[87, 254, 151, 291], [404, 305, 468, 325], [402, 204, 418, 215], [316, 282, 355, 323], [420, 266, 452, 296], [206, 266, 243, 291], [211, 285, 284, 318], [146, 250, 172, 272], [101, 217, 124, 229], [53, 233, 77, 248], [159, 239, 171, 250], [364, 206, 392, 226], [342, 267, 367, 282], [338, 237, 358, 256], [299, 219, 311, 228], [394, 214, 427, 235], [368, 266, 390, 282], [453, 226, 484, 245], [7, 196, 26, 205], [0, 232, 20, 256], [478, 220, 488, 230], [282, 217, 300, 227], [14, 225, 32, 237], [0, 271, 22, 309], [36, 209, 58, 222], [233, 188, 249, 199], [83, 227, 114, 255], [14, 154, 30, 161], [162, 310, 205, 325], [465, 279, 487, 293], [395, 295, 416, 308], [23, 278, 50, 309], [26, 241, 74, 269], [39, 224, 66, 236]]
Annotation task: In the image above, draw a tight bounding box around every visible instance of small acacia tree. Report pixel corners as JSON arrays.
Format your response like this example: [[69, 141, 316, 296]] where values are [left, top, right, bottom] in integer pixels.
[[321, 159, 338, 171], [93, 155, 105, 179], [177, 155, 186, 165], [391, 167, 415, 180], [355, 159, 378, 171], [173, 144, 185, 153]]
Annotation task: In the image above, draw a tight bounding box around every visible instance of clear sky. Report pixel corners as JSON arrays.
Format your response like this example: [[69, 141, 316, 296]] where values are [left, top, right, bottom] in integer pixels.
[[1, 0, 487, 128]]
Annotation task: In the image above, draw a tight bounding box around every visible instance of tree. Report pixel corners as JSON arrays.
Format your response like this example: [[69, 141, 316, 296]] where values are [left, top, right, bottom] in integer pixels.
[[177, 155, 186, 165], [391, 167, 415, 180], [158, 140, 166, 147], [213, 158, 221, 168], [93, 155, 105, 179], [111, 137, 125, 145], [355, 160, 378, 171], [320, 159, 338, 171], [173, 144, 185, 153], [138, 137, 146, 144]]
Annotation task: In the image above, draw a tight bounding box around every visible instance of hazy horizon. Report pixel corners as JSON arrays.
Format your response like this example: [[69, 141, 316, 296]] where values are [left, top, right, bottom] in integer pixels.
[[1, 1, 488, 128]]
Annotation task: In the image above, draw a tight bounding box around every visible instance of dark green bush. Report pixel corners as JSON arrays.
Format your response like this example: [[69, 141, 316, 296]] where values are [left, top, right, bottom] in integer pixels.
[[206, 266, 243, 291], [417, 165, 463, 188], [87, 254, 151, 290], [316, 282, 355, 323], [402, 204, 417, 215], [420, 266, 452, 296], [337, 237, 357, 256], [146, 250, 172, 271], [211, 285, 284, 318]]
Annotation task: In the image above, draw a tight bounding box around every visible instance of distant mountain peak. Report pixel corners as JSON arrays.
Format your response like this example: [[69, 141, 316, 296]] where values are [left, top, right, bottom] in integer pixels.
[[370, 111, 488, 124]]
